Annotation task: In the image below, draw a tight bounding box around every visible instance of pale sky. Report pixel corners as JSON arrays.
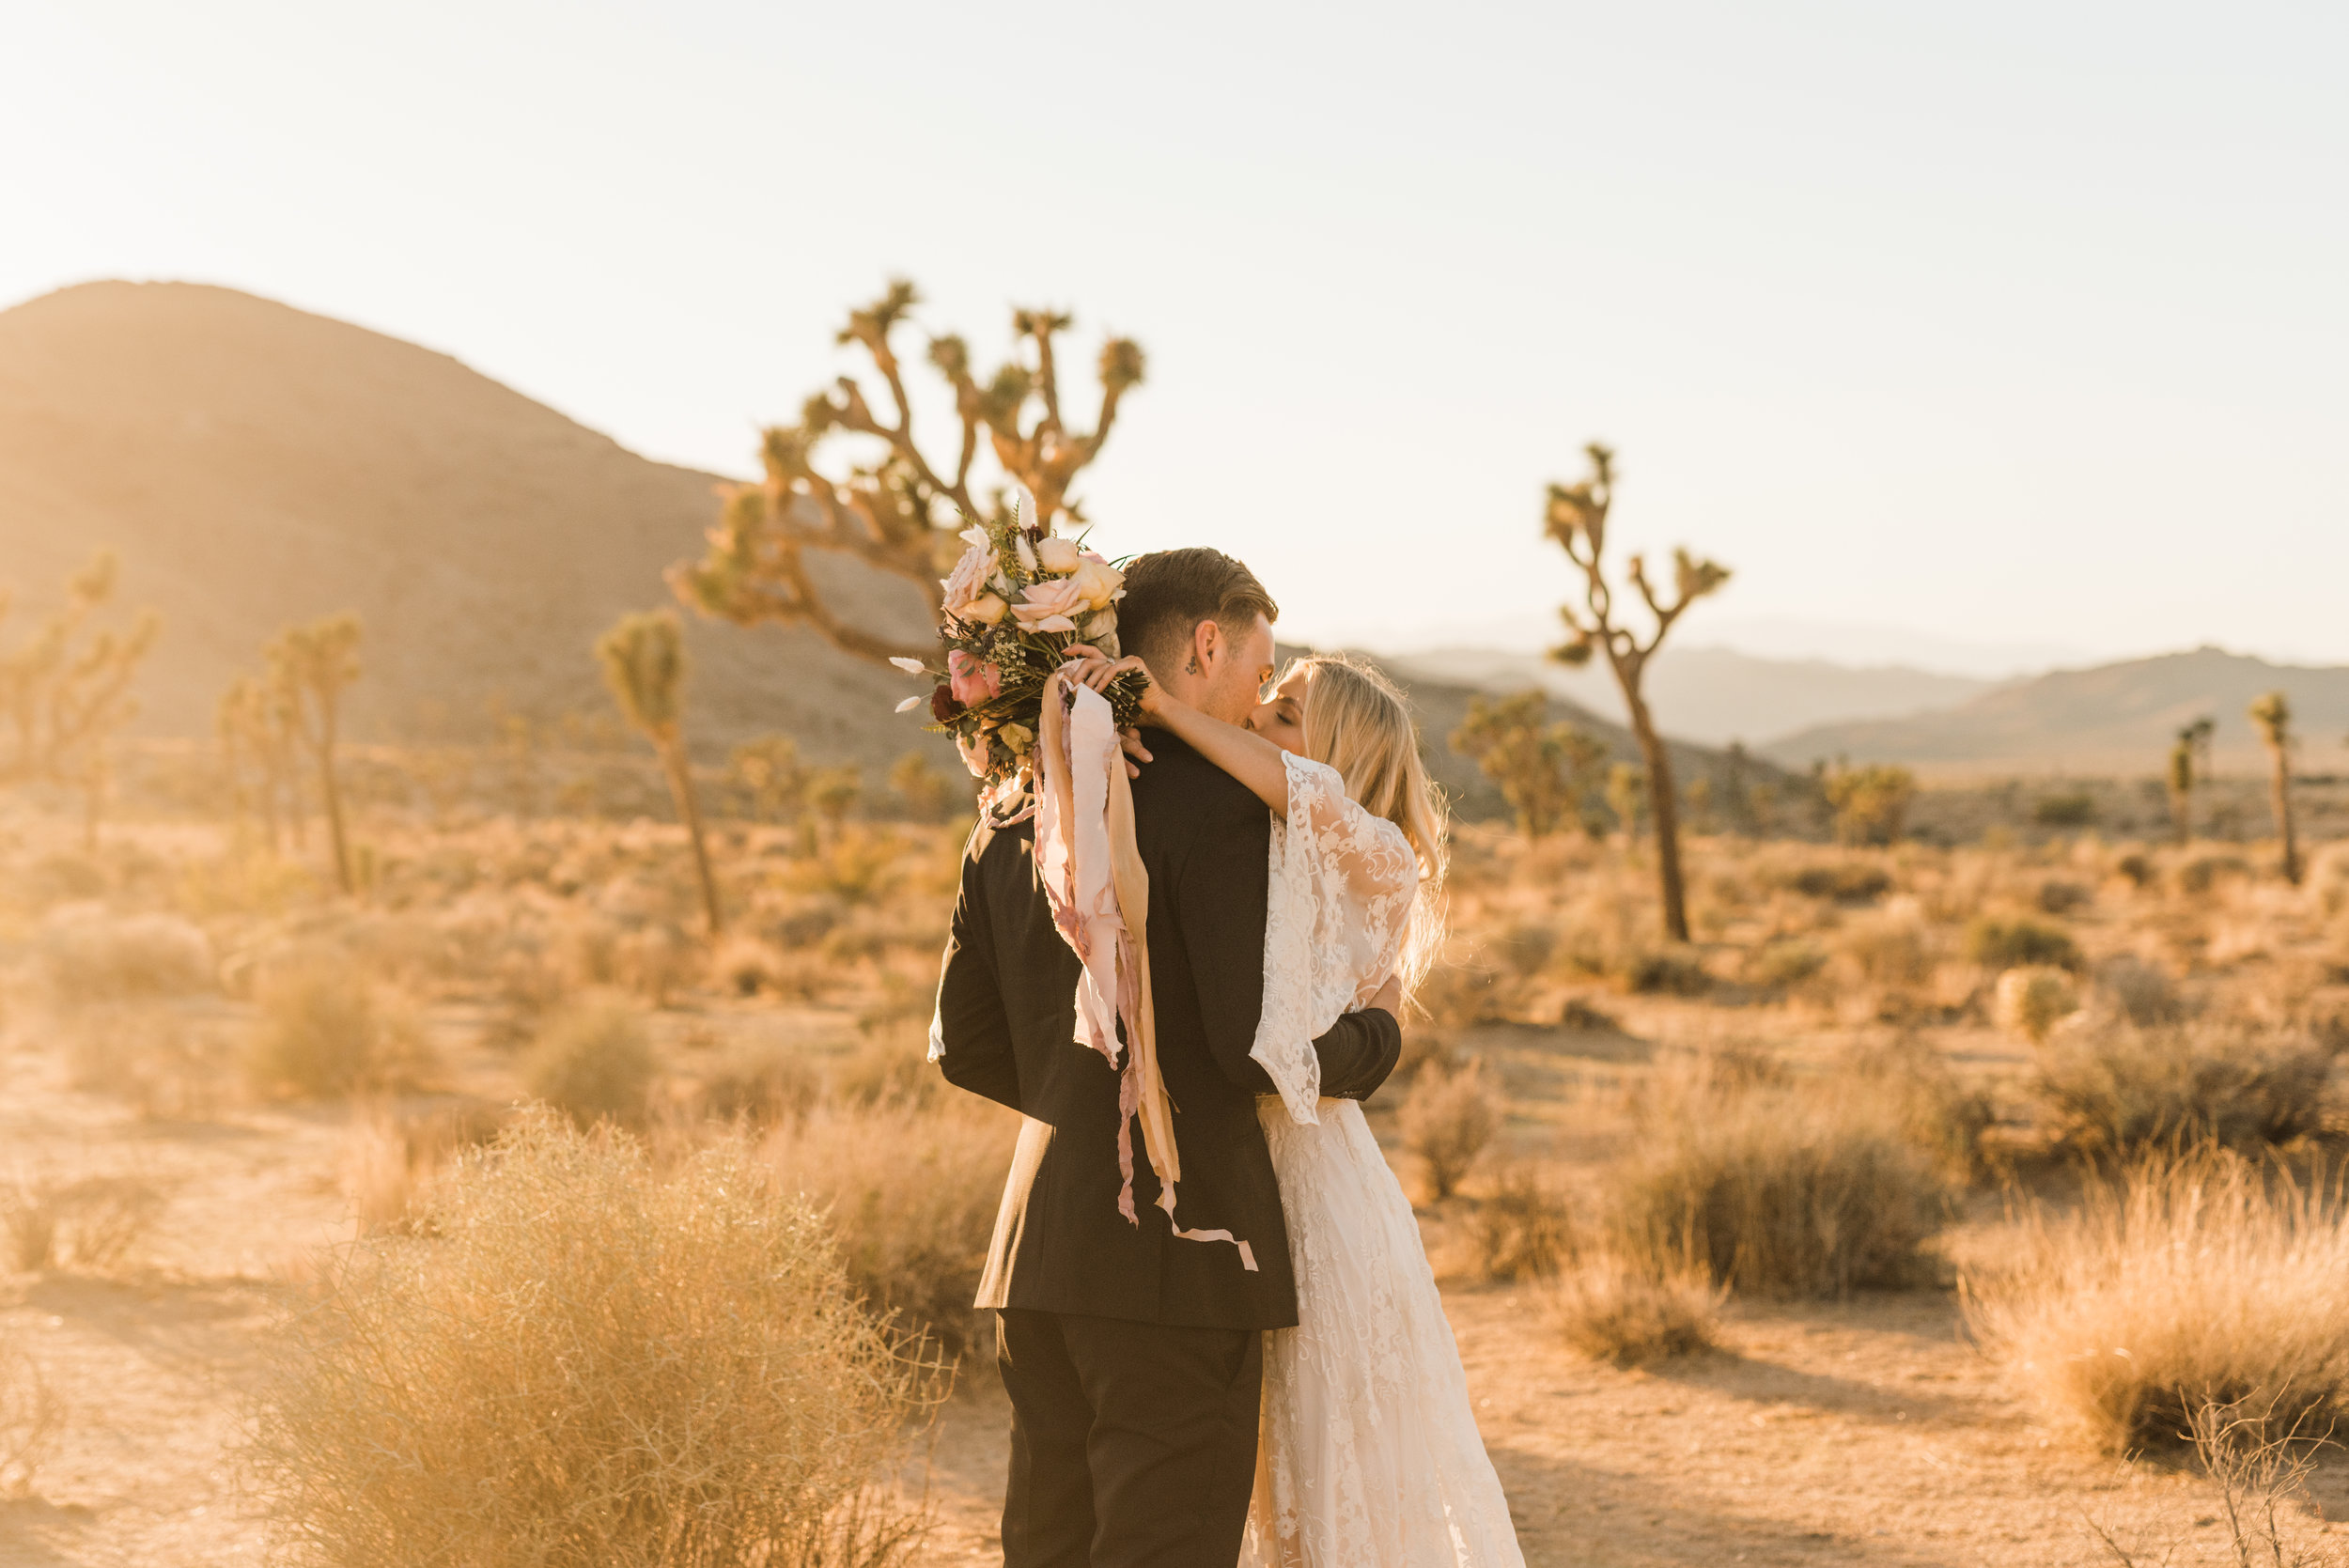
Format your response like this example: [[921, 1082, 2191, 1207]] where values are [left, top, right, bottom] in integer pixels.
[[5, 1, 2343, 671]]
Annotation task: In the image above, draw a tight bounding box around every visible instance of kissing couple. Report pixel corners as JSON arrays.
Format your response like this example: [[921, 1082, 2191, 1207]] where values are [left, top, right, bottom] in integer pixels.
[[930, 545, 1526, 1567]]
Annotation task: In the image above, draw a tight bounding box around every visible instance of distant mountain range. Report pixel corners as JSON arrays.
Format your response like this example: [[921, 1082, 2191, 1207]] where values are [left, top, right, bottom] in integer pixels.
[[1756, 647, 2349, 776], [1387, 645, 1991, 749]]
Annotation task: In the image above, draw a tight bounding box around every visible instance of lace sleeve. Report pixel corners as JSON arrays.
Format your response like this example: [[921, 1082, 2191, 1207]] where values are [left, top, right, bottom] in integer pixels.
[[1251, 753, 1419, 1126]]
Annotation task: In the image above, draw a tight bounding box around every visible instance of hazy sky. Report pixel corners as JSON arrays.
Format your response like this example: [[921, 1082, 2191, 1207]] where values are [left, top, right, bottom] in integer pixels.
[[6, 1, 2343, 670]]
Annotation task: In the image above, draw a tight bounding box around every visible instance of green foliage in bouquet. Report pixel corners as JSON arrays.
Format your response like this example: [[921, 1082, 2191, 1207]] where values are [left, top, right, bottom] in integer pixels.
[[889, 498, 1148, 811]]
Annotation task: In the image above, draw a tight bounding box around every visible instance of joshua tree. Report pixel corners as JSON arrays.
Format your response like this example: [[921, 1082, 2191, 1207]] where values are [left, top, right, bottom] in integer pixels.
[[218, 673, 301, 850], [1448, 691, 1606, 838], [1823, 762, 1918, 847], [671, 279, 1145, 667], [268, 613, 363, 893], [888, 750, 952, 823], [0, 550, 162, 842], [2248, 691, 2300, 884], [596, 610, 722, 933], [2166, 717, 2213, 846], [1543, 443, 1730, 942], [1606, 762, 1648, 845]]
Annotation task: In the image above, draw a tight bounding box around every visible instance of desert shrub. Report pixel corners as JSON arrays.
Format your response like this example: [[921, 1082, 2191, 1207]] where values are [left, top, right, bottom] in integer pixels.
[[1843, 1036, 1997, 1185], [763, 1096, 1013, 1360], [246, 956, 431, 1098], [1789, 862, 1890, 904], [1556, 997, 1621, 1033], [1494, 921, 1559, 980], [1390, 1027, 1453, 1082], [1965, 915, 2082, 972], [2033, 1020, 2333, 1154], [1963, 1148, 2349, 1453], [697, 1043, 823, 1126], [2113, 852, 2155, 889], [711, 935, 788, 997], [1626, 947, 1711, 997], [1415, 953, 1506, 1029], [522, 1003, 656, 1128], [252, 1113, 934, 1566], [1609, 1059, 1952, 1296], [830, 1029, 943, 1109], [0, 1336, 60, 1497], [343, 1100, 508, 1235], [1994, 965, 2080, 1044], [2095, 954, 2182, 1026], [1469, 1164, 1576, 1282], [2033, 792, 2098, 829], [39, 906, 214, 1002], [2178, 854, 2253, 895], [1839, 912, 1934, 990], [2036, 877, 2092, 914], [614, 924, 700, 1006], [788, 828, 905, 907], [1747, 939, 1828, 992], [1551, 1253, 1722, 1366], [1401, 1059, 1502, 1201]]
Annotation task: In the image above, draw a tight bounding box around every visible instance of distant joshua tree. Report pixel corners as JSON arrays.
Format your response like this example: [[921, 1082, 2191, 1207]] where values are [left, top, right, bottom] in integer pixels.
[[1448, 691, 1606, 839], [888, 751, 953, 823], [671, 279, 1145, 668], [0, 550, 161, 846], [2248, 691, 2300, 885], [725, 735, 808, 825], [1606, 762, 1648, 845], [218, 672, 302, 851], [1542, 443, 1730, 942], [2166, 717, 2213, 845], [596, 610, 723, 934], [268, 613, 363, 893]]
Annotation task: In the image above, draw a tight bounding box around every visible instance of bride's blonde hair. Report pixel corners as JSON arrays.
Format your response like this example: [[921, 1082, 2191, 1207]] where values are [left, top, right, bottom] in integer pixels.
[[1288, 654, 1451, 1007]]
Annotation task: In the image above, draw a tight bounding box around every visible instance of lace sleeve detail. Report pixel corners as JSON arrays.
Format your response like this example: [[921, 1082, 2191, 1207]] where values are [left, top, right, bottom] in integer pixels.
[[1252, 753, 1419, 1126]]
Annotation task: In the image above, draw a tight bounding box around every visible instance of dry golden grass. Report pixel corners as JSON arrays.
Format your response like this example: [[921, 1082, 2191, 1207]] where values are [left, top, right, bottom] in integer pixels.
[[2033, 1018, 2334, 1154], [251, 1111, 937, 1568], [522, 1001, 656, 1128], [1550, 1252, 1724, 1366], [1608, 1052, 1954, 1296], [245, 952, 431, 1097], [1964, 1148, 2349, 1454], [1401, 1057, 1503, 1201], [761, 1094, 1014, 1362]]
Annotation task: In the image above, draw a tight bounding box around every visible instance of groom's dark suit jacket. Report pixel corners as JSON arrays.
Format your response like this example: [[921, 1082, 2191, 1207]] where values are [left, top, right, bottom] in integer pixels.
[[933, 728, 1402, 1331]]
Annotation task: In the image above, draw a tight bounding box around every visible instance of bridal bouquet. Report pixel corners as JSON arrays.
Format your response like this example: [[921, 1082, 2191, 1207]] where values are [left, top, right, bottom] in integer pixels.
[[891, 491, 1148, 820]]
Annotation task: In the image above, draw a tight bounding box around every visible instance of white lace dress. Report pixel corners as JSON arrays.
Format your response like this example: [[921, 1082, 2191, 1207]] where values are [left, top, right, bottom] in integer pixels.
[[1241, 753, 1526, 1568]]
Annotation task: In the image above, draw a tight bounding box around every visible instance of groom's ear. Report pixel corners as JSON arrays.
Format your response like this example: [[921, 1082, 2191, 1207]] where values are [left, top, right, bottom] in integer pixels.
[[1188, 617, 1222, 677]]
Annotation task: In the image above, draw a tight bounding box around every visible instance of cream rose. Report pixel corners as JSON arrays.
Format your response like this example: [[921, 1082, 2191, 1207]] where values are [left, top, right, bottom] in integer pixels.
[[1068, 556, 1125, 610], [966, 592, 1008, 626], [1035, 536, 1082, 574], [940, 533, 995, 618], [1000, 722, 1034, 756]]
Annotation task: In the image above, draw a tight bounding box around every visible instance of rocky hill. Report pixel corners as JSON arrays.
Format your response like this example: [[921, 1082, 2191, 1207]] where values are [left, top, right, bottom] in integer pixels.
[[0, 280, 932, 766]]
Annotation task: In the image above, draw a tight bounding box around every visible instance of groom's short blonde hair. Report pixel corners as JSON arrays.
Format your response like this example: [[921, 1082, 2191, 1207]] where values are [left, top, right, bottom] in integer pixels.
[[1118, 549, 1281, 681]]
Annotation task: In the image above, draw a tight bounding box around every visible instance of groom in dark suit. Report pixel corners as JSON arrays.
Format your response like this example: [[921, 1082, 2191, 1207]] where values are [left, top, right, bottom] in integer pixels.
[[932, 548, 1403, 1568]]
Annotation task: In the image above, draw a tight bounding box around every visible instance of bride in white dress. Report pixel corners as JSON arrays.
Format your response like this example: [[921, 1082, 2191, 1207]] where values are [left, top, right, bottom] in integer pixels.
[[1064, 649, 1526, 1568]]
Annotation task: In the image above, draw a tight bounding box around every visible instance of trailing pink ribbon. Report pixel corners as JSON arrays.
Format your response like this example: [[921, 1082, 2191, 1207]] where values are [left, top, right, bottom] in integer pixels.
[[1034, 671, 1256, 1272]]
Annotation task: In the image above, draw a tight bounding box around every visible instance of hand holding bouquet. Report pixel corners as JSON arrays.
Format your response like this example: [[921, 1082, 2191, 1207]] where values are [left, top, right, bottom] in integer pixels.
[[892, 491, 1151, 820]]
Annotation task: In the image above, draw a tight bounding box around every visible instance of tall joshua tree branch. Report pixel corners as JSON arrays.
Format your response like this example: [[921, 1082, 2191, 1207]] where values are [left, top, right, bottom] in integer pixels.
[[1543, 442, 1730, 944], [671, 279, 1145, 667]]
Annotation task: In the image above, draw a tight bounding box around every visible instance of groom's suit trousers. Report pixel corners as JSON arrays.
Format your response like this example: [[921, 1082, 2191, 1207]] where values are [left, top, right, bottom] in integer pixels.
[[996, 1307, 1262, 1568]]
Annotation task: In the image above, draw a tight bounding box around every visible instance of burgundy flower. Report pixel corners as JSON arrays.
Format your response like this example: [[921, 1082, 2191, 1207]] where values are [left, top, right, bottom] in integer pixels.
[[930, 685, 966, 722]]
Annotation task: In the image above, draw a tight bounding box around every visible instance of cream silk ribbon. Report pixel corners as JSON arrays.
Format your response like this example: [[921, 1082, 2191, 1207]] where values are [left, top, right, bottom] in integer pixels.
[[1034, 672, 1257, 1272]]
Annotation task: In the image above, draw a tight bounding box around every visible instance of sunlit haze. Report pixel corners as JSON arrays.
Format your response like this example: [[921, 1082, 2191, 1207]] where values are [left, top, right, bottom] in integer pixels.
[[6, 0, 2343, 669]]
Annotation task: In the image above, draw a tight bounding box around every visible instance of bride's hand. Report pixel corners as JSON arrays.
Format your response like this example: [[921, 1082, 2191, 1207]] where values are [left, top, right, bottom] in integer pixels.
[[1061, 646, 1167, 720]]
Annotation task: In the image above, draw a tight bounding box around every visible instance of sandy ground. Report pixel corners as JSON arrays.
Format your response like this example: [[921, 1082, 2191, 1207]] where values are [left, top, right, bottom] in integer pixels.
[[5, 1012, 2343, 1568]]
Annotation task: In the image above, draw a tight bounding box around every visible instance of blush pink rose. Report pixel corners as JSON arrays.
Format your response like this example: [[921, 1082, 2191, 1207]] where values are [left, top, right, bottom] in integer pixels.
[[1010, 574, 1090, 633], [948, 649, 1003, 705], [956, 732, 991, 778], [940, 529, 996, 618]]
